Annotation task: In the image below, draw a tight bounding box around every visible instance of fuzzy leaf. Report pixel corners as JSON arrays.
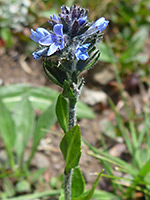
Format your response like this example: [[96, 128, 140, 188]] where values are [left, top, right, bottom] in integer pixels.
[[60, 125, 81, 173], [62, 80, 75, 99], [73, 170, 104, 200], [56, 94, 69, 133], [0, 99, 16, 151], [13, 96, 35, 165], [28, 101, 57, 163], [72, 167, 85, 198]]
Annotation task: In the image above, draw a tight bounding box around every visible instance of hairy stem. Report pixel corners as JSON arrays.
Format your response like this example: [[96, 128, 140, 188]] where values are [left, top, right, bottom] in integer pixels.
[[64, 168, 73, 200], [64, 95, 77, 200]]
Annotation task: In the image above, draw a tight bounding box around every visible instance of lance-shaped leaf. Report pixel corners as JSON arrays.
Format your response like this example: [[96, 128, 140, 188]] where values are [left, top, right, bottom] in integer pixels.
[[13, 97, 35, 166], [73, 170, 104, 200], [72, 167, 85, 198], [60, 125, 81, 173], [0, 99, 16, 161], [28, 101, 57, 164], [56, 94, 69, 133]]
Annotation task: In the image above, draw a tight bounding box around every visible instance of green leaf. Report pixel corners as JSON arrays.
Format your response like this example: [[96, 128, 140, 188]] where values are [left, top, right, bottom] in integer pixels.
[[126, 159, 150, 196], [0, 84, 94, 119], [13, 97, 35, 166], [77, 101, 95, 119], [29, 86, 58, 110], [60, 125, 81, 173], [0, 99, 16, 165], [4, 190, 60, 200], [73, 170, 104, 200], [43, 63, 63, 87], [2, 178, 16, 198], [1, 27, 13, 48], [72, 167, 85, 198], [59, 189, 64, 200], [28, 101, 57, 164], [83, 139, 138, 176], [62, 80, 75, 99], [0, 84, 30, 99], [56, 94, 69, 133], [0, 84, 58, 111], [16, 180, 31, 193], [120, 27, 149, 64], [92, 190, 120, 200], [109, 99, 133, 155], [97, 43, 117, 64]]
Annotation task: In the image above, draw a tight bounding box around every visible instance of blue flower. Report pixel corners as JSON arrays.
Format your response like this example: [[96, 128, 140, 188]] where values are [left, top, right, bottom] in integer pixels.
[[92, 17, 109, 32], [78, 16, 87, 26], [31, 24, 64, 59], [85, 17, 109, 36], [50, 13, 60, 21], [75, 43, 90, 61], [30, 28, 50, 43], [32, 48, 48, 60]]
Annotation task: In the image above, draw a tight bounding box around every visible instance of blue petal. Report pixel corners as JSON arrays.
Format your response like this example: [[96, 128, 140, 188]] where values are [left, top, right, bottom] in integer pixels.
[[30, 28, 50, 43], [92, 17, 109, 32], [36, 27, 50, 36], [30, 34, 40, 43], [78, 52, 89, 60], [98, 20, 109, 32], [76, 50, 89, 61], [32, 48, 47, 59], [47, 43, 58, 56], [75, 43, 90, 61], [31, 28, 37, 36], [92, 17, 105, 28], [78, 16, 87, 26], [78, 43, 90, 51], [53, 24, 63, 36], [32, 52, 41, 60], [30, 29, 41, 43], [39, 34, 56, 46], [53, 13, 59, 21]]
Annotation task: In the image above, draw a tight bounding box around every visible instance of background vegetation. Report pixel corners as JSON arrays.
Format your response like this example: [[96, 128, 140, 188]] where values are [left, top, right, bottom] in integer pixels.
[[0, 0, 150, 199]]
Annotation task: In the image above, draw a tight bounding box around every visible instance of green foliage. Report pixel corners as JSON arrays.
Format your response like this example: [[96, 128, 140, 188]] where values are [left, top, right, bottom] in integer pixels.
[[92, 190, 120, 200], [1, 27, 13, 48], [72, 167, 85, 198], [0, 100, 16, 167], [85, 99, 150, 199], [13, 97, 35, 166], [27, 101, 57, 165], [73, 170, 104, 200], [2, 190, 60, 200], [0, 83, 94, 173], [60, 125, 81, 173], [56, 94, 69, 133], [16, 180, 31, 193], [0, 84, 94, 118]]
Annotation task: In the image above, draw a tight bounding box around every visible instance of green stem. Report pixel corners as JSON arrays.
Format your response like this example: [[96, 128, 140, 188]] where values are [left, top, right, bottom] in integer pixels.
[[64, 92, 78, 200], [64, 169, 73, 200]]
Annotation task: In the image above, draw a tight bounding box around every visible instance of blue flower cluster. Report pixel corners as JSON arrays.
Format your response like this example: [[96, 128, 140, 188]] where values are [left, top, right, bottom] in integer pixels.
[[30, 5, 109, 61]]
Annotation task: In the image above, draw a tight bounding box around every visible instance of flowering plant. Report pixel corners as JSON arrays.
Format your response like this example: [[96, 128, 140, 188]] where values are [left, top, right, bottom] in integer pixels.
[[31, 4, 108, 200]]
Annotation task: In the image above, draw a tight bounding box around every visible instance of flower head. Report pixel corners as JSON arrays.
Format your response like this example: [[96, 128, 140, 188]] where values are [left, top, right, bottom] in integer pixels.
[[30, 4, 109, 85], [31, 24, 64, 59]]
